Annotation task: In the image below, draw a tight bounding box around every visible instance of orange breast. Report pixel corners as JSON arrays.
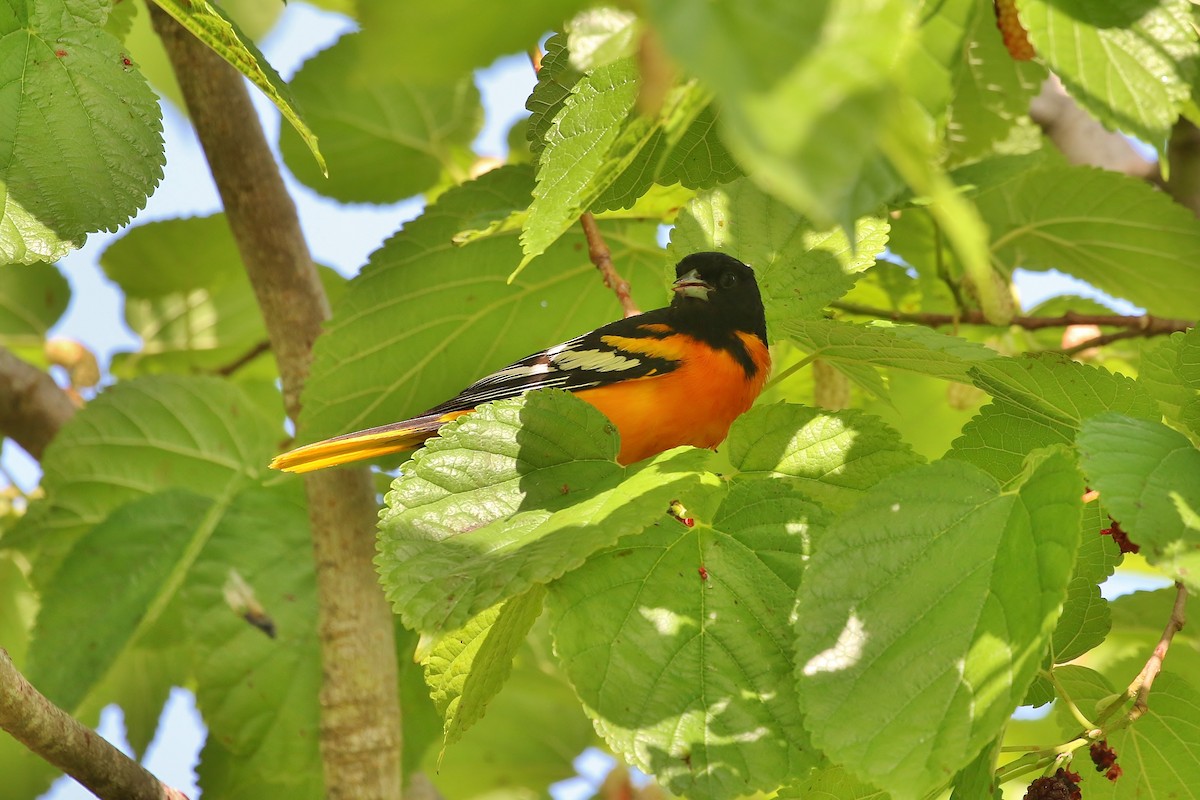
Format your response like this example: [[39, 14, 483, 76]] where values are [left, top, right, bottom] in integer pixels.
[[573, 332, 770, 465]]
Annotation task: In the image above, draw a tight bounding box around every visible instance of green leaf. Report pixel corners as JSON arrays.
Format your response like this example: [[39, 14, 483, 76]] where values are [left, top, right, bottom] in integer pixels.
[[1048, 663, 1112, 736], [297, 165, 667, 445], [376, 390, 719, 635], [1053, 579, 1110, 664], [648, 0, 914, 228], [726, 402, 923, 512], [279, 33, 481, 203], [102, 214, 240, 296], [527, 33, 582, 162], [0, 262, 69, 340], [950, 355, 1159, 482], [396, 623, 443, 777], [883, 97, 999, 323], [101, 215, 342, 378], [551, 479, 825, 800], [1140, 329, 1200, 435], [1074, 502, 1123, 587], [5, 376, 276, 581], [0, 0, 163, 263], [781, 765, 890, 799], [979, 165, 1200, 319], [520, 32, 739, 249], [521, 57, 720, 266], [591, 100, 740, 215], [1078, 413, 1200, 591], [88, 642, 186, 760], [909, 0, 975, 118], [26, 489, 217, 711], [187, 484, 322, 799], [1050, 504, 1119, 664], [944, 0, 1044, 164], [565, 7, 640, 72], [970, 355, 1158, 426], [149, 0, 324, 174], [424, 640, 595, 799], [1106, 673, 1200, 797], [424, 585, 546, 748], [101, 214, 262, 376], [782, 319, 1000, 398], [0, 555, 59, 798], [105, 0, 137, 41], [118, 0, 284, 111], [949, 735, 1002, 800], [794, 452, 1081, 799], [1018, 0, 1197, 156], [355, 0, 588, 83], [667, 178, 889, 334]]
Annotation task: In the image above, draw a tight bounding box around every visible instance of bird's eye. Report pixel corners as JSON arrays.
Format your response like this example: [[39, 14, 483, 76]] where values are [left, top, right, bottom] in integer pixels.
[[718, 271, 738, 289]]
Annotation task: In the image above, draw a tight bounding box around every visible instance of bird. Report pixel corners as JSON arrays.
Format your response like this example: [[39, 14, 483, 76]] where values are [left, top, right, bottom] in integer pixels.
[[270, 251, 769, 473]]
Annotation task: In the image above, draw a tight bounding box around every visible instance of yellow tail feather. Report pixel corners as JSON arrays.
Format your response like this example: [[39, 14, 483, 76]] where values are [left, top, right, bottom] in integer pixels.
[[270, 412, 469, 473]]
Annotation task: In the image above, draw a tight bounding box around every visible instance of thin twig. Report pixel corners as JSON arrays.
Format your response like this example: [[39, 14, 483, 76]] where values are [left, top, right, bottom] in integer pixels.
[[0, 649, 189, 800], [212, 339, 271, 376], [762, 352, 819, 394], [580, 212, 640, 318], [1044, 668, 1096, 732], [831, 302, 1193, 335], [1089, 581, 1187, 736], [1125, 581, 1188, 724]]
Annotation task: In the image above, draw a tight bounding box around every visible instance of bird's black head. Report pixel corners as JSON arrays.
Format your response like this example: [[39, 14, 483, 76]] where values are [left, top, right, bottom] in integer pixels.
[[670, 252, 767, 345]]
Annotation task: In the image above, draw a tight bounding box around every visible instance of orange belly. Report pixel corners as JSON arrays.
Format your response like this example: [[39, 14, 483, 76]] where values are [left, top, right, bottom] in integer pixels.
[[574, 332, 770, 464]]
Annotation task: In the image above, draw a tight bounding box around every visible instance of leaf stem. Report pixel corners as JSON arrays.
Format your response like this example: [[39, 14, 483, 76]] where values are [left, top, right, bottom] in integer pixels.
[[1044, 668, 1096, 732], [762, 352, 820, 393]]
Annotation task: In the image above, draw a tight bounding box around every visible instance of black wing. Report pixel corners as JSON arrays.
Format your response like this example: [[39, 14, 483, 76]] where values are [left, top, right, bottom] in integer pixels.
[[423, 308, 681, 416]]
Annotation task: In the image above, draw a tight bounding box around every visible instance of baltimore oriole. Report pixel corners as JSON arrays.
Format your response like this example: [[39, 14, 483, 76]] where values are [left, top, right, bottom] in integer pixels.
[[271, 251, 769, 473]]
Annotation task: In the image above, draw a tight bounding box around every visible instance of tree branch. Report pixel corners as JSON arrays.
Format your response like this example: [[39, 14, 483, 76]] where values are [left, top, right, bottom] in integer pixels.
[[831, 302, 1193, 336], [0, 649, 188, 800], [1030, 76, 1159, 180], [580, 212, 640, 317], [0, 346, 76, 461], [149, 9, 401, 799]]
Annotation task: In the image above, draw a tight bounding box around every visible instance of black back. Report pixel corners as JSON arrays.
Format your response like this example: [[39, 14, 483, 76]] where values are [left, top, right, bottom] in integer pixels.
[[424, 252, 766, 416]]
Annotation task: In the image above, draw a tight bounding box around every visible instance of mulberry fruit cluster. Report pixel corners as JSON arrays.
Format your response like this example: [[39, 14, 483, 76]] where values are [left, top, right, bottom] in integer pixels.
[[994, 0, 1036, 61], [1024, 767, 1081, 800]]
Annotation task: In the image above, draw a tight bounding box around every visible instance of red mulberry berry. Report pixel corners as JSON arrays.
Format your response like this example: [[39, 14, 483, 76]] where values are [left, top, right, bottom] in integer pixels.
[[994, 0, 1036, 60]]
